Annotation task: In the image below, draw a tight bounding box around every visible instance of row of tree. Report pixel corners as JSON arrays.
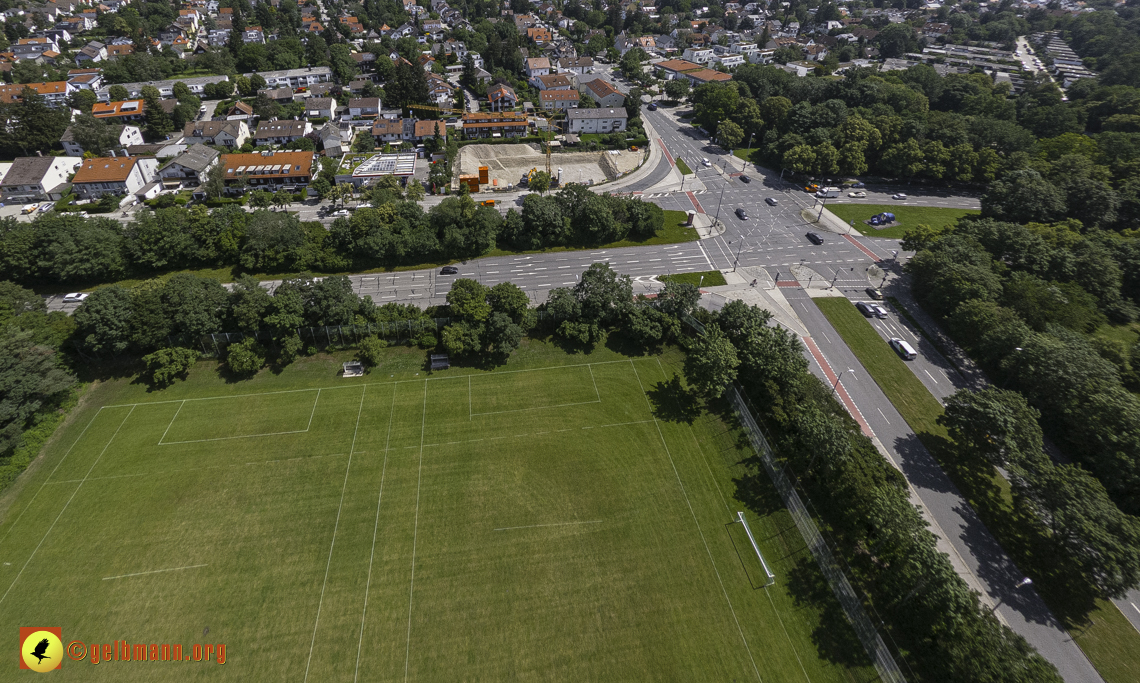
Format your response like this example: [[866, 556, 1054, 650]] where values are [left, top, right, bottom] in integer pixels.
[[904, 217, 1140, 518], [680, 300, 1064, 683], [0, 185, 665, 288]]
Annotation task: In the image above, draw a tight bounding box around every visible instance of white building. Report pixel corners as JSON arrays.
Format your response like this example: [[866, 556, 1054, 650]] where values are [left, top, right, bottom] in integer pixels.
[[566, 107, 629, 134], [249, 67, 333, 90], [0, 156, 81, 202], [60, 124, 144, 157], [71, 155, 159, 200]]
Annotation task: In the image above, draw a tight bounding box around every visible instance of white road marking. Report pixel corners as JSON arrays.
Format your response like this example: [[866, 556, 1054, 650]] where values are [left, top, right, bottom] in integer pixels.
[[877, 408, 890, 425], [923, 368, 939, 384]]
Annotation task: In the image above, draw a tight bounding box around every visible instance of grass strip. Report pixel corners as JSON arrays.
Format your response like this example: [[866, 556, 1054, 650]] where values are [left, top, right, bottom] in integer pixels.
[[813, 297, 1140, 683], [675, 157, 693, 175], [826, 204, 978, 239], [658, 270, 726, 287]]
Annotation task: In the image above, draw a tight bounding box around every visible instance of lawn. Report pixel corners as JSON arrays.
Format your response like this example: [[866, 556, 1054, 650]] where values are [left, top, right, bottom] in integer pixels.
[[0, 341, 872, 682], [659, 270, 726, 287], [675, 157, 693, 175], [826, 203, 978, 239], [813, 297, 1140, 683]]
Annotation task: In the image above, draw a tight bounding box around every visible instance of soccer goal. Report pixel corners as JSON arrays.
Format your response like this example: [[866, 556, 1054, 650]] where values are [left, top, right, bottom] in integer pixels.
[[737, 511, 776, 587]]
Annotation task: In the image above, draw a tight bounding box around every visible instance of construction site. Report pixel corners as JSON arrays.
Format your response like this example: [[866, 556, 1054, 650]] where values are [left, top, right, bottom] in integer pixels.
[[453, 143, 643, 193]]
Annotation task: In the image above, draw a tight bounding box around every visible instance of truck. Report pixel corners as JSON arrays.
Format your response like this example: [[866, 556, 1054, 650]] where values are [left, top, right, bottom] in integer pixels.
[[815, 187, 840, 198]]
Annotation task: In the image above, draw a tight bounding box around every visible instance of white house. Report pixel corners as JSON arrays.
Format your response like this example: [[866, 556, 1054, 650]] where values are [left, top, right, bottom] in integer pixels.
[[249, 67, 333, 90], [566, 107, 628, 134], [158, 144, 220, 187], [180, 120, 250, 148], [681, 48, 715, 65], [71, 155, 159, 200], [525, 57, 551, 79], [60, 124, 144, 157], [0, 155, 81, 202]]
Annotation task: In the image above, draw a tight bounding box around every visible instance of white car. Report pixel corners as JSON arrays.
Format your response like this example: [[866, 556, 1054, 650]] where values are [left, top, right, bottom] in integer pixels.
[[330, 209, 349, 217], [702, 158, 711, 166], [892, 193, 908, 200], [848, 191, 867, 198], [62, 293, 89, 304]]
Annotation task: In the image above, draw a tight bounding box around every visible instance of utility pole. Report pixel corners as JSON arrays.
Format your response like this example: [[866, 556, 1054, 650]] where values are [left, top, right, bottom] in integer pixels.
[[713, 172, 728, 223], [732, 238, 745, 272]]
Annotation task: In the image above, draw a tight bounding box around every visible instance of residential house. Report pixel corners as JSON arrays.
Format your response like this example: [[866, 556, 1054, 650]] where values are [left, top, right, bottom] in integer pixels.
[[260, 87, 295, 103], [91, 99, 146, 122], [302, 97, 336, 119], [525, 57, 551, 79], [487, 83, 518, 111], [426, 74, 456, 106], [461, 111, 529, 138], [655, 58, 703, 79], [539, 88, 579, 112], [0, 81, 75, 108], [94, 76, 229, 102], [158, 143, 219, 187], [526, 26, 553, 43], [411, 119, 446, 142], [106, 44, 135, 59], [60, 124, 144, 156], [681, 47, 715, 64], [352, 52, 376, 72], [566, 107, 628, 134], [581, 78, 625, 107], [253, 120, 313, 145], [472, 67, 493, 85], [251, 67, 333, 89], [180, 120, 250, 148], [318, 123, 348, 156], [714, 53, 744, 68], [219, 150, 316, 194], [0, 155, 81, 202], [67, 70, 103, 91], [371, 117, 404, 143], [226, 101, 254, 120], [534, 73, 572, 90], [349, 97, 381, 118], [685, 68, 733, 85], [74, 41, 107, 64], [209, 29, 230, 46], [12, 37, 60, 59], [243, 27, 266, 44], [557, 56, 593, 74], [71, 155, 159, 200]]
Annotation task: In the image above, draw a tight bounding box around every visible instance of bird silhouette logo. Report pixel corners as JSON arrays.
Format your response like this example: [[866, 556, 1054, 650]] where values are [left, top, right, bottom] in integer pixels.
[[19, 628, 62, 672]]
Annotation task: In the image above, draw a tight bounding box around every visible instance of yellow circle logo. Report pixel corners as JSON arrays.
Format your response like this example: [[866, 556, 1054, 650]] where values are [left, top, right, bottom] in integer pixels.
[[22, 630, 63, 672]]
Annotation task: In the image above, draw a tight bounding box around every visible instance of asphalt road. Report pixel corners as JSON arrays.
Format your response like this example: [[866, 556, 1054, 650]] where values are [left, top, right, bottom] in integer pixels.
[[783, 287, 1105, 683]]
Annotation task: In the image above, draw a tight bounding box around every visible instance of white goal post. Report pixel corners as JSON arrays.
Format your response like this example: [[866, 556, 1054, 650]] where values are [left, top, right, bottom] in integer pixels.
[[737, 511, 775, 586]]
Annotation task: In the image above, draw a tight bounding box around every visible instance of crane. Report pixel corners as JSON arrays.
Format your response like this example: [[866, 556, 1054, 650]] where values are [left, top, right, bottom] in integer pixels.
[[407, 103, 468, 116], [534, 107, 560, 176]]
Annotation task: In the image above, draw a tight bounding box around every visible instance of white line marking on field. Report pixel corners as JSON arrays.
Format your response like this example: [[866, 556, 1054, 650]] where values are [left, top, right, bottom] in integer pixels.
[[765, 589, 812, 683], [0, 406, 135, 607], [629, 360, 762, 683], [161, 428, 312, 445], [303, 386, 367, 683], [468, 375, 472, 421], [404, 381, 429, 683], [45, 453, 348, 485], [470, 398, 602, 417], [588, 364, 601, 402], [158, 400, 186, 445], [0, 406, 105, 548], [306, 389, 322, 430], [494, 520, 603, 532], [103, 564, 207, 581], [355, 383, 399, 683], [655, 358, 729, 512]]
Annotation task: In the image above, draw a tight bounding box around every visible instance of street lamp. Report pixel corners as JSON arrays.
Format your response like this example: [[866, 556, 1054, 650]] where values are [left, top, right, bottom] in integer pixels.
[[832, 369, 854, 396], [989, 577, 1033, 615]]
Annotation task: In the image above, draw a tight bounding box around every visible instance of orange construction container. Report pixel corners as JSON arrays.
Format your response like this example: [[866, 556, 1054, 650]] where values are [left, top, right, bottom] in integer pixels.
[[478, 165, 489, 184]]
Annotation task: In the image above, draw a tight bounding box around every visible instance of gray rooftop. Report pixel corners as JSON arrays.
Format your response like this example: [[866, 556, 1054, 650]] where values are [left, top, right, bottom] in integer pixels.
[[567, 107, 628, 119], [166, 144, 219, 172], [1, 156, 70, 186]]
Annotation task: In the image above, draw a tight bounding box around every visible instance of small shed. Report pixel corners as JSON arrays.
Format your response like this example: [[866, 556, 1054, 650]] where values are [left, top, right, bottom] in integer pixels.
[[343, 361, 364, 377], [430, 354, 450, 371]]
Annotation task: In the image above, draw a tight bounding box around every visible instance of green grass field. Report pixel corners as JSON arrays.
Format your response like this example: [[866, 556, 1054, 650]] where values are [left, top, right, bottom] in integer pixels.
[[658, 270, 727, 287], [0, 342, 871, 682], [675, 158, 693, 175], [826, 204, 978, 239], [814, 297, 1140, 683]]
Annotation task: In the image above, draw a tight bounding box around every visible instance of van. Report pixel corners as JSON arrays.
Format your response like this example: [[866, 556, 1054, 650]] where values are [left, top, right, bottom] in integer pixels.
[[21, 204, 37, 214], [815, 187, 840, 198], [889, 338, 917, 360]]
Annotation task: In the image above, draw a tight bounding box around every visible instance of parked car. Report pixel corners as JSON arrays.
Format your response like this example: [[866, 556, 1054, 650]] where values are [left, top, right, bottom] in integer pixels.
[[889, 338, 917, 360], [892, 193, 908, 200], [440, 266, 459, 275], [735, 208, 748, 220], [765, 197, 778, 206], [851, 181, 865, 188], [806, 232, 824, 245], [848, 191, 866, 198], [740, 175, 751, 183], [865, 286, 883, 300], [62, 293, 89, 304], [330, 209, 349, 217]]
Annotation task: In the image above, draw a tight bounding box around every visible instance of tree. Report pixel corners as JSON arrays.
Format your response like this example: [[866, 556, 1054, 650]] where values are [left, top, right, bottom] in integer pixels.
[[938, 388, 1046, 470], [204, 161, 227, 200], [717, 120, 744, 151], [1015, 463, 1140, 598], [483, 311, 523, 356], [226, 337, 266, 376], [664, 79, 690, 102], [228, 275, 273, 331], [877, 23, 919, 58], [69, 112, 121, 156], [108, 84, 130, 102], [656, 280, 700, 318], [447, 278, 491, 323], [143, 347, 199, 387], [0, 327, 75, 456], [249, 190, 274, 209], [487, 282, 530, 323], [405, 180, 425, 202], [241, 210, 305, 270], [441, 320, 482, 357], [141, 85, 174, 141], [272, 190, 291, 211], [358, 336, 388, 368], [528, 170, 552, 195], [683, 323, 739, 399], [981, 170, 1067, 224]]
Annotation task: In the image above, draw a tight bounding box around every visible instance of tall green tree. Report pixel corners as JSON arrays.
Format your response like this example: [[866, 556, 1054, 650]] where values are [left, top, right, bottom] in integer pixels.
[[683, 323, 739, 399]]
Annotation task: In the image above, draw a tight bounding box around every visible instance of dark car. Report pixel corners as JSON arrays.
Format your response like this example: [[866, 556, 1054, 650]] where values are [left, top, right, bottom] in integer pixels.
[[647, 102, 658, 111], [855, 302, 875, 318], [865, 286, 883, 300], [851, 181, 865, 188], [740, 175, 751, 183], [440, 266, 459, 275], [806, 232, 824, 245], [765, 197, 777, 206], [735, 208, 748, 220]]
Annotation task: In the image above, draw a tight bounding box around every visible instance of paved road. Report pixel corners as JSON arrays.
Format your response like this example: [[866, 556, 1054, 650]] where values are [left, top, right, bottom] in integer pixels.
[[782, 287, 1105, 683]]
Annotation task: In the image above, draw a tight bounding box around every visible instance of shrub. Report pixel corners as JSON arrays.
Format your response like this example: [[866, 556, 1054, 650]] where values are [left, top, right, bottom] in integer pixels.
[[143, 347, 199, 387], [226, 338, 266, 376], [278, 333, 303, 365], [415, 329, 437, 349], [358, 335, 388, 367]]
